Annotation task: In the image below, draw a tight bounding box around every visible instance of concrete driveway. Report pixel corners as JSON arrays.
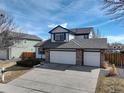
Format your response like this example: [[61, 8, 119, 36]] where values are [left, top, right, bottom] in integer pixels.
[[0, 63, 100, 93]]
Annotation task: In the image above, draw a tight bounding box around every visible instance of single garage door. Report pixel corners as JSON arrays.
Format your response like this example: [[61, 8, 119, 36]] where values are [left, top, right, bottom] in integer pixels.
[[84, 52, 100, 67], [0, 49, 7, 59], [50, 51, 76, 65]]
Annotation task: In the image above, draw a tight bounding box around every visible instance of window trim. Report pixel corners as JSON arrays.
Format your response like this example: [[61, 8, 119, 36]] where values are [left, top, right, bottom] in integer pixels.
[[54, 33, 66, 41]]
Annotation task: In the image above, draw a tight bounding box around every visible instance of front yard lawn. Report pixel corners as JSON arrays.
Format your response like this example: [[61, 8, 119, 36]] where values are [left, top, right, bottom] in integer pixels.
[[0, 59, 42, 83], [0, 65, 31, 83], [96, 75, 124, 93]]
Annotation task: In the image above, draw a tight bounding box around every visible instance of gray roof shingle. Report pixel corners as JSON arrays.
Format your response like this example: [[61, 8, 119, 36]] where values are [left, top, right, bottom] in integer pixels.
[[73, 38, 107, 49], [69, 27, 93, 35], [37, 38, 107, 49], [11, 32, 42, 41]]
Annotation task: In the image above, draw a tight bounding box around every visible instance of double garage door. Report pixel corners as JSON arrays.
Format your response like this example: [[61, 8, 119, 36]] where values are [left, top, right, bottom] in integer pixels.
[[50, 51, 76, 65], [50, 51, 100, 67]]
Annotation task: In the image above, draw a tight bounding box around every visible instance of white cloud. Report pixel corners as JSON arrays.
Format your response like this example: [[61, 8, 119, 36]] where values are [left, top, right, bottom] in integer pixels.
[[106, 35, 124, 43], [61, 23, 68, 28], [93, 17, 124, 27], [48, 23, 68, 28], [48, 24, 57, 28]]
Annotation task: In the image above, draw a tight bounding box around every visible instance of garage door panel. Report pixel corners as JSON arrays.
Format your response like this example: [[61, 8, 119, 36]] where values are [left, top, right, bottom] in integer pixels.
[[84, 52, 100, 67], [0, 49, 7, 59], [50, 51, 76, 65]]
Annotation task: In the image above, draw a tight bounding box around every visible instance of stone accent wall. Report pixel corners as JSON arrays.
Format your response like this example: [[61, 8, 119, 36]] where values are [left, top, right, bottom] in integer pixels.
[[100, 50, 105, 67], [45, 49, 50, 62], [76, 49, 83, 65]]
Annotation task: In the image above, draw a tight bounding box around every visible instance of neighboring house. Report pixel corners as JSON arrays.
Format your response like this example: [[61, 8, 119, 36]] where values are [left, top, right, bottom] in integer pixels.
[[35, 25, 107, 67], [0, 33, 41, 60], [107, 43, 124, 53]]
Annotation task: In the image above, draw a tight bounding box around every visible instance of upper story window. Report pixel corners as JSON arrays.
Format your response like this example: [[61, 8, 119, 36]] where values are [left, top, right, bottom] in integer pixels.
[[54, 33, 66, 41]]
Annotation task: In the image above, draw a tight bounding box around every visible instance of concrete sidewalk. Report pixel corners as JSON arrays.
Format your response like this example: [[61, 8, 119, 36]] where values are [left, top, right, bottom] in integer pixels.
[[0, 64, 100, 93]]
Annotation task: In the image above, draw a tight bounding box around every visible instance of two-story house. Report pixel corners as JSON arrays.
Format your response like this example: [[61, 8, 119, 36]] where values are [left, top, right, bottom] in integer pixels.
[[0, 32, 42, 60], [35, 25, 107, 67]]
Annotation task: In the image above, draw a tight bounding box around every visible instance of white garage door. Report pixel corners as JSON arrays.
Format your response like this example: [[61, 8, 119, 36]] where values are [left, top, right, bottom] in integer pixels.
[[0, 49, 7, 59], [84, 52, 100, 67], [50, 51, 76, 65]]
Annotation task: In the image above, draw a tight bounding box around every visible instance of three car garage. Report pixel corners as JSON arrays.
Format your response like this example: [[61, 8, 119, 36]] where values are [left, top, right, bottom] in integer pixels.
[[49, 50, 101, 67]]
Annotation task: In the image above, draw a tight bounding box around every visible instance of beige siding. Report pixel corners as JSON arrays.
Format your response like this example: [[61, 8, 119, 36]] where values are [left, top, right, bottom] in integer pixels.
[[69, 34, 74, 41], [9, 40, 40, 59]]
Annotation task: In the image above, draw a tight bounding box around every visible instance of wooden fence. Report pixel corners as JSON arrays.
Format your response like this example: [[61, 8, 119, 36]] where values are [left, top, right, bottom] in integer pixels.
[[21, 52, 35, 59], [104, 53, 124, 67]]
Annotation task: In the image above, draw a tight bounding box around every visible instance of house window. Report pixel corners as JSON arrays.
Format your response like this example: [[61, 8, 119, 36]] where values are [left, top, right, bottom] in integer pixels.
[[38, 48, 42, 54], [38, 48, 44, 54], [54, 33, 66, 41], [84, 34, 89, 39]]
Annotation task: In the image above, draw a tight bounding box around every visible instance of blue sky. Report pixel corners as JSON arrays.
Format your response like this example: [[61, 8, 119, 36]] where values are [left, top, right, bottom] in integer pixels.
[[0, 0, 124, 43]]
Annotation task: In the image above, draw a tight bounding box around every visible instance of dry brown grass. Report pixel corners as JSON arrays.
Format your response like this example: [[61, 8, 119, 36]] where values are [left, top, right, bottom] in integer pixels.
[[0, 65, 31, 83], [96, 76, 124, 93], [0, 61, 16, 68]]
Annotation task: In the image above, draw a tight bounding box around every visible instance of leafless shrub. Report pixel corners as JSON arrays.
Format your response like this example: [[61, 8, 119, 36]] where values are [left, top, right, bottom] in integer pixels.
[[103, 0, 124, 20]]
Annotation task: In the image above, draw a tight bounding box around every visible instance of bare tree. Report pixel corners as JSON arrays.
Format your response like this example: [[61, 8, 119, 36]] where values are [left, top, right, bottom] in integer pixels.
[[0, 10, 22, 48], [103, 0, 124, 20]]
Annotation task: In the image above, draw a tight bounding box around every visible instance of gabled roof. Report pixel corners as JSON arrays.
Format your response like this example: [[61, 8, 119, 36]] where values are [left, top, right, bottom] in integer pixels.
[[9, 32, 42, 41], [36, 38, 107, 49], [21, 33, 41, 41], [49, 25, 94, 35], [49, 25, 75, 34]]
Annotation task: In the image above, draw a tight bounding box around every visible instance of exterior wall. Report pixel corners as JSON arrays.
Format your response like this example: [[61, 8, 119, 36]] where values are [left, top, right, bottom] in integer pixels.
[[35, 47, 41, 59], [51, 34, 55, 42], [69, 34, 74, 41], [76, 49, 83, 65], [45, 49, 50, 62], [9, 40, 40, 59], [64, 33, 69, 42], [89, 32, 93, 38], [74, 32, 94, 40], [100, 50, 105, 67]]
